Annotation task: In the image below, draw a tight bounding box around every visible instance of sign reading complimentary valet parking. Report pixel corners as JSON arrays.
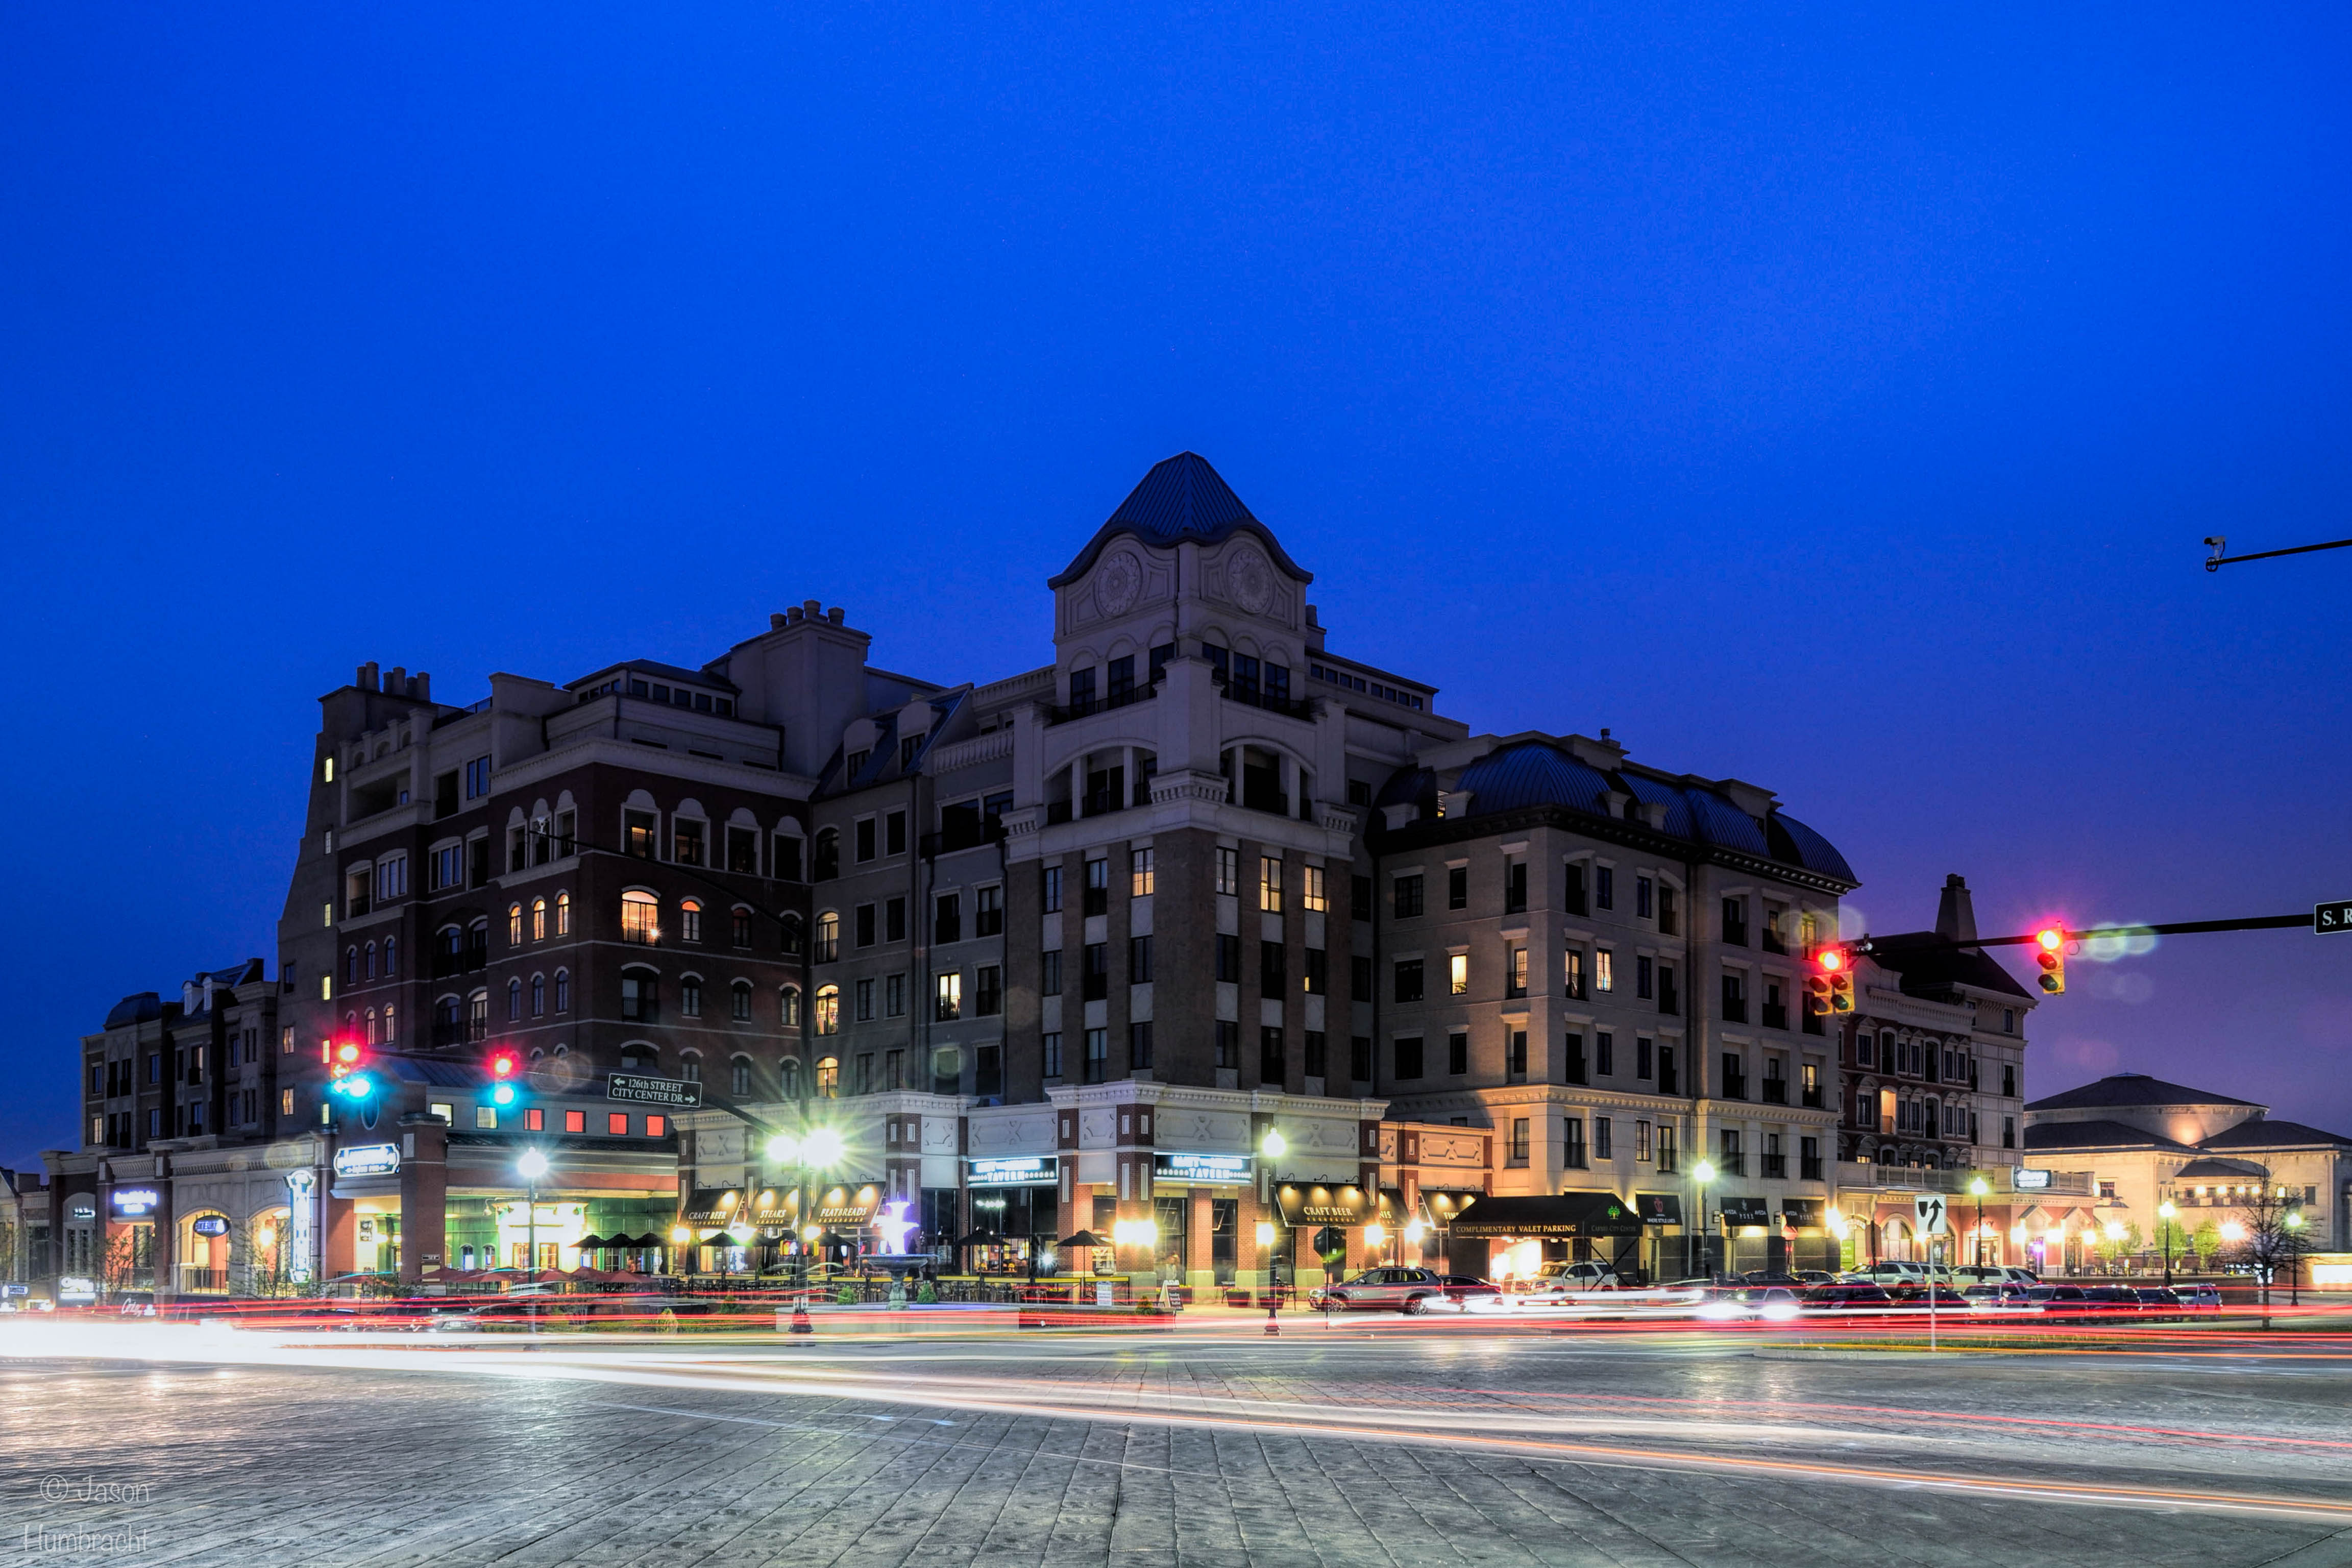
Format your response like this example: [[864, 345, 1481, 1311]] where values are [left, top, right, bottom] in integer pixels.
[[607, 1072, 701, 1108]]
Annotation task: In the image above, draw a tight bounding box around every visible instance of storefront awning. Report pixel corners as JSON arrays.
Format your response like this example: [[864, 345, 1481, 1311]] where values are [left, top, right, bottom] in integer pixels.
[[1420, 1189, 1486, 1224], [680, 1188, 746, 1225], [1780, 1198, 1825, 1228], [1632, 1192, 1683, 1227], [784, 1184, 887, 1230], [1719, 1197, 1771, 1227], [1449, 1192, 1643, 1239], [1272, 1183, 1376, 1228]]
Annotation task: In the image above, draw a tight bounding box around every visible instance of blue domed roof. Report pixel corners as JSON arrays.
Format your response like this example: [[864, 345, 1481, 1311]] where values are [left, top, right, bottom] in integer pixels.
[[1050, 453, 1312, 589], [1381, 739, 1854, 885]]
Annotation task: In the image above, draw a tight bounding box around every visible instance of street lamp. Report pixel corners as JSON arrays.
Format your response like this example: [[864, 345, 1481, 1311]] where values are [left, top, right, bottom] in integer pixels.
[[2157, 1199, 2177, 1287], [1967, 1176, 1990, 1268], [516, 1148, 550, 1332], [2286, 1210, 2307, 1305], [765, 1126, 845, 1294], [1691, 1158, 1718, 1281]]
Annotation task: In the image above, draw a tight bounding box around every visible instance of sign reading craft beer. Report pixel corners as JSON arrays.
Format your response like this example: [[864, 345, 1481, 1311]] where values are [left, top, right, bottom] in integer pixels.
[[1272, 1183, 1375, 1228]]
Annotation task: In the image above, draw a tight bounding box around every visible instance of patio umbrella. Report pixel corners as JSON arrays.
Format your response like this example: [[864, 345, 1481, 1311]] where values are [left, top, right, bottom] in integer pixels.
[[1057, 1230, 1108, 1250], [952, 1229, 1007, 1248]]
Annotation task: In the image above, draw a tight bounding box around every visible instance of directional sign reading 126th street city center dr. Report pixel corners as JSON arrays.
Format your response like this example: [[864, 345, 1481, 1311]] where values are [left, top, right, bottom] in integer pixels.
[[1914, 1193, 1949, 1236], [2317, 900, 2352, 934]]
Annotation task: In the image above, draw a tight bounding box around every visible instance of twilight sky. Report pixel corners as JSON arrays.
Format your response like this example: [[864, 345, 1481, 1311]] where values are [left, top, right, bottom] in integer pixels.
[[3, 6, 2348, 1167]]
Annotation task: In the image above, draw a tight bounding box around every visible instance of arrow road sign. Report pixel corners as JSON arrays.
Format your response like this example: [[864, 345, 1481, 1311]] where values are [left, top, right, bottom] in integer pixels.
[[1914, 1194, 1949, 1236], [2318, 900, 2352, 935]]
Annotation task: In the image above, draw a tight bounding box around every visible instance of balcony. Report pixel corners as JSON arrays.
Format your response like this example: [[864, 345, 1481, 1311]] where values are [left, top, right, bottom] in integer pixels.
[[1761, 1002, 1788, 1031], [921, 818, 1007, 858], [1657, 1153, 1679, 1175], [1801, 1086, 1824, 1109], [1800, 1156, 1824, 1181], [430, 942, 487, 980], [1046, 683, 1158, 726], [1720, 1073, 1748, 1102], [1761, 1078, 1787, 1106], [1218, 683, 1313, 720], [1761, 1155, 1787, 1179], [1714, 1154, 1747, 1178], [1720, 997, 1747, 1025]]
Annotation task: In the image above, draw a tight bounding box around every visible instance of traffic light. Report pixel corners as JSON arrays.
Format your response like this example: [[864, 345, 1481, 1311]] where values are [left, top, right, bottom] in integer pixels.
[[327, 1040, 377, 1101], [1806, 946, 1855, 1015], [2034, 927, 2067, 994], [486, 1048, 524, 1108]]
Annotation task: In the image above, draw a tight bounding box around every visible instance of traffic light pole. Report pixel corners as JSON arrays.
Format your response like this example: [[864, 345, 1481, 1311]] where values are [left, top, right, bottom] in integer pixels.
[[1857, 910, 2323, 954], [2205, 535, 2352, 571]]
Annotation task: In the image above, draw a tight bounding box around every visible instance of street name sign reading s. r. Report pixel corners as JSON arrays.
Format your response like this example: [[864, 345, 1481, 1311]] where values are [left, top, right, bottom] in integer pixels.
[[607, 1073, 701, 1108], [2318, 899, 2352, 935], [1914, 1194, 1949, 1236]]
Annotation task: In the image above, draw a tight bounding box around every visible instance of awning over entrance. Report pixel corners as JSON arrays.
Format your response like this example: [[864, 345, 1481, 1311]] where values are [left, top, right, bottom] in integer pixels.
[[1272, 1183, 1375, 1228], [1632, 1192, 1683, 1227], [1420, 1189, 1486, 1226], [781, 1184, 887, 1230], [1720, 1197, 1771, 1227], [1780, 1198, 1825, 1227], [1448, 1192, 1643, 1240], [680, 1188, 747, 1225]]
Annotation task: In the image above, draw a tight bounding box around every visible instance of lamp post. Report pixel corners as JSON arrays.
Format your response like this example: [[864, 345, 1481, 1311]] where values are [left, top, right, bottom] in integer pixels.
[[2157, 1199, 2177, 1287], [1690, 1159, 1718, 1281], [2285, 1210, 2306, 1306], [1259, 1128, 1288, 1294], [1967, 1176, 1990, 1268], [516, 1148, 549, 1334], [766, 1126, 845, 1297]]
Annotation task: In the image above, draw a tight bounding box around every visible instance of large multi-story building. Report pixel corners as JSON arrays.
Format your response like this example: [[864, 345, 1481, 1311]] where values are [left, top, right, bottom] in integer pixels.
[[53, 451, 2029, 1295]]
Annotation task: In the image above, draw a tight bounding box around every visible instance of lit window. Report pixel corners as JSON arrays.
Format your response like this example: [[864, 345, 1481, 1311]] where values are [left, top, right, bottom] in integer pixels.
[[1260, 856, 1283, 913], [1449, 953, 1469, 995], [815, 912, 840, 963], [564, 1110, 585, 1133], [936, 972, 963, 1021], [1301, 865, 1326, 913], [679, 899, 703, 944], [621, 891, 659, 944], [1130, 848, 1155, 898], [1215, 847, 1238, 896], [524, 1109, 544, 1132], [1595, 948, 1614, 993], [556, 892, 571, 936], [531, 898, 547, 942], [816, 1056, 840, 1098], [646, 1115, 665, 1137], [814, 986, 840, 1035], [508, 903, 524, 944], [609, 1113, 630, 1135]]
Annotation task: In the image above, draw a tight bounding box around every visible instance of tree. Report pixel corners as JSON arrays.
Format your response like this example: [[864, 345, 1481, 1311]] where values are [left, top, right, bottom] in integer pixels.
[[2228, 1171, 2317, 1306], [2094, 1221, 2144, 1268], [2191, 1219, 2223, 1270], [2155, 1215, 2194, 1272]]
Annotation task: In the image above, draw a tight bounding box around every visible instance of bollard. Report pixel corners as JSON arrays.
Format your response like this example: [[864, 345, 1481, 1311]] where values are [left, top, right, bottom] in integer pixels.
[[791, 1303, 813, 1335], [1265, 1298, 1279, 1337]]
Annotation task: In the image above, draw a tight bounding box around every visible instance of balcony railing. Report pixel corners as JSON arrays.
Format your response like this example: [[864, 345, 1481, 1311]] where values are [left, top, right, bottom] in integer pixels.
[[1761, 1002, 1788, 1031], [1218, 684, 1313, 719], [1045, 684, 1159, 726], [920, 819, 1007, 857], [1720, 1074, 1748, 1101], [1715, 1154, 1747, 1178], [1801, 1086, 1824, 1109], [1761, 1155, 1787, 1179], [1800, 1157, 1824, 1181], [1761, 1078, 1787, 1105]]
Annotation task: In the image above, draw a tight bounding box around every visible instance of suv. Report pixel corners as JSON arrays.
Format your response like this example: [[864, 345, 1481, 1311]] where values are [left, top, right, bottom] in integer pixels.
[[1846, 1261, 1951, 1289], [1317, 1267, 1451, 1314]]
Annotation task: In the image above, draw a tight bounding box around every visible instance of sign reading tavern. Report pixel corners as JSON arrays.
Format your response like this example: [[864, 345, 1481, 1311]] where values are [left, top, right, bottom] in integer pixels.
[[608, 1073, 701, 1108], [1153, 1152, 1253, 1186]]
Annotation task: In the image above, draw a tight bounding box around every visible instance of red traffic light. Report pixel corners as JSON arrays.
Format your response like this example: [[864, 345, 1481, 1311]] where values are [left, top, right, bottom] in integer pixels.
[[334, 1041, 362, 1067], [2034, 926, 2067, 993], [1817, 947, 1846, 973], [489, 1050, 519, 1079], [2036, 926, 2064, 951]]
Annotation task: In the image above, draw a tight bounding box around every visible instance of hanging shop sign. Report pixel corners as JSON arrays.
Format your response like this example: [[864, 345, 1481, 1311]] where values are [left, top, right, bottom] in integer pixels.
[[333, 1144, 401, 1179], [1271, 1183, 1376, 1228], [109, 1188, 160, 1218], [2013, 1168, 2052, 1190], [967, 1155, 1059, 1188], [1153, 1150, 1253, 1186], [191, 1216, 230, 1237]]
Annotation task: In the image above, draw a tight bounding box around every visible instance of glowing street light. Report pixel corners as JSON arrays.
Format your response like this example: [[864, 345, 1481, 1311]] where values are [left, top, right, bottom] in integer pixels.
[[2158, 1199, 2178, 1286], [515, 1148, 552, 1326], [1260, 1128, 1287, 1160]]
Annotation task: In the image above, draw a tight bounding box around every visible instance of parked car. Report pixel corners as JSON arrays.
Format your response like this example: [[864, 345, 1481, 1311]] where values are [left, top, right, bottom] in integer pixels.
[[2025, 1284, 2090, 1309], [1890, 1283, 1972, 1308], [1509, 1261, 1622, 1303], [2081, 1285, 2146, 1311], [1845, 1261, 1954, 1289], [2133, 1287, 2180, 1309], [1963, 1284, 2039, 1311], [2168, 1283, 2222, 1308], [1950, 1265, 2008, 1288], [1315, 1267, 1457, 1314], [1790, 1270, 1838, 1286], [1426, 1276, 1508, 1313], [1803, 1283, 1896, 1311]]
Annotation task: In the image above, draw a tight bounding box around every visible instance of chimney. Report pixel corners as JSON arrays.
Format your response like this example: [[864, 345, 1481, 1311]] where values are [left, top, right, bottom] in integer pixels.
[[386, 666, 406, 693], [357, 662, 380, 692], [1935, 874, 1977, 943], [827, 606, 845, 625], [413, 672, 430, 702], [771, 613, 788, 631]]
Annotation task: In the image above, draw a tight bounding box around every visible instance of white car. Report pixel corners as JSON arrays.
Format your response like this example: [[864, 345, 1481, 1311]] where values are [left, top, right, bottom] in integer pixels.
[[1509, 1261, 1622, 1304]]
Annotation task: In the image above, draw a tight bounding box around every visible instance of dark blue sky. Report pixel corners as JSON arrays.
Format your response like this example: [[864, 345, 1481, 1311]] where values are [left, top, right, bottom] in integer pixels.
[[4, 6, 2348, 1167]]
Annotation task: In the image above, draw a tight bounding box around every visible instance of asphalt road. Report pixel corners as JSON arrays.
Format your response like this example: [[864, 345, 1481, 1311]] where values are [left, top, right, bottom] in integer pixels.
[[6, 1320, 2352, 1567]]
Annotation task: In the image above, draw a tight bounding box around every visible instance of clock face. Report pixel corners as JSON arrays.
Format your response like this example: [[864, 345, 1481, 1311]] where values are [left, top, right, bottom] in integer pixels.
[[1096, 550, 1143, 616], [1228, 547, 1272, 614]]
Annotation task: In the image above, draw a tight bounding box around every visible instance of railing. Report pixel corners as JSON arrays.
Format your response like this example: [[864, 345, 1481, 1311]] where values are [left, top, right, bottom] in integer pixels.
[[1046, 684, 1159, 725], [1761, 1079, 1787, 1105], [177, 1266, 228, 1293], [1219, 685, 1314, 720], [920, 819, 1008, 858], [1761, 1003, 1789, 1031], [1801, 1087, 1824, 1109], [1716, 1154, 1747, 1178], [1800, 1158, 1824, 1181], [1720, 1074, 1748, 1101], [1760, 1155, 1787, 1179]]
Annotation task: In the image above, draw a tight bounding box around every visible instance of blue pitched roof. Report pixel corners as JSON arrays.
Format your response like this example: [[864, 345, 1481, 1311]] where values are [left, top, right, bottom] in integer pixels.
[[1050, 453, 1312, 588], [1381, 739, 1856, 886]]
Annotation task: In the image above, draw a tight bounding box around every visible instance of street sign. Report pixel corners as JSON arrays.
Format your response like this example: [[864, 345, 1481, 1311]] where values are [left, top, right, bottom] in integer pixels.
[[2317, 900, 2352, 934], [608, 1072, 701, 1108], [1914, 1193, 1949, 1236]]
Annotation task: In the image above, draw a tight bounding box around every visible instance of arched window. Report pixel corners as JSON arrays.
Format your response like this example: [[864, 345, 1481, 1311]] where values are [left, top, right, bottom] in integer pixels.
[[383, 936, 398, 978], [730, 1056, 752, 1097], [509, 903, 524, 945], [679, 1052, 702, 1084], [814, 985, 840, 1035], [467, 989, 489, 1042], [434, 995, 461, 1039], [621, 1043, 657, 1073], [679, 899, 703, 944], [731, 981, 752, 1021], [553, 969, 570, 1013], [680, 976, 704, 1018], [813, 827, 840, 880], [779, 1058, 802, 1098], [731, 906, 752, 947], [529, 974, 546, 1017], [531, 898, 547, 942], [622, 890, 659, 944], [779, 986, 801, 1027], [345, 947, 358, 985], [779, 914, 803, 956], [506, 978, 523, 1022], [814, 912, 840, 964], [815, 1056, 840, 1098], [364, 1008, 379, 1044], [555, 892, 571, 937], [364, 941, 377, 981], [382, 1001, 396, 1044]]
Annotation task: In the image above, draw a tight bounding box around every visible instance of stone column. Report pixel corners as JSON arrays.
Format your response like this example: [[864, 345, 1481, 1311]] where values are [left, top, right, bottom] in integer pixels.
[[1187, 1187, 1214, 1293], [398, 1114, 449, 1284]]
